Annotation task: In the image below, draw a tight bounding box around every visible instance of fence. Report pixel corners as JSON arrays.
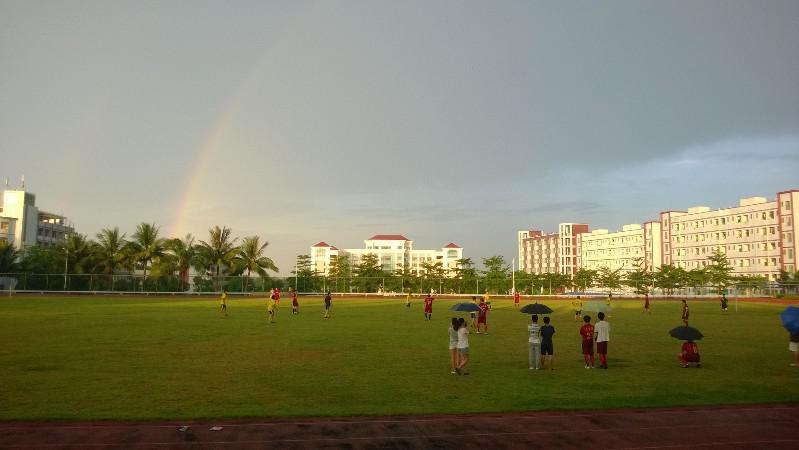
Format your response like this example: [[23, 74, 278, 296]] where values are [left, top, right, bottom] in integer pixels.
[[0, 273, 797, 297]]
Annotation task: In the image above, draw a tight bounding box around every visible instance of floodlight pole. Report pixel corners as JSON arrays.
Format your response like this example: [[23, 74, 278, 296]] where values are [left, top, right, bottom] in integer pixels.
[[512, 258, 516, 295], [63, 247, 69, 291]]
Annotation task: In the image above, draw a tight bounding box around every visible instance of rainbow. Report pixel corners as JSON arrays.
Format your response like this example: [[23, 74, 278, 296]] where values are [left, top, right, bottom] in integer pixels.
[[167, 3, 314, 238]]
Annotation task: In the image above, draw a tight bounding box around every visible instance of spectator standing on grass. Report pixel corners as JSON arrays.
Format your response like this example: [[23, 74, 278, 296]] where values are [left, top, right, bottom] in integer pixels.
[[681, 299, 690, 326], [424, 293, 434, 320], [790, 332, 799, 367], [594, 312, 610, 369], [456, 317, 470, 374], [580, 315, 595, 369], [528, 314, 542, 370], [541, 316, 555, 370], [219, 290, 228, 317], [449, 318, 460, 374], [477, 298, 489, 334], [324, 291, 332, 318]]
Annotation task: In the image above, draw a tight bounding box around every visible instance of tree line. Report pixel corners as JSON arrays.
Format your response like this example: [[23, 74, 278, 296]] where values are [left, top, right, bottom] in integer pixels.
[[0, 224, 278, 291]]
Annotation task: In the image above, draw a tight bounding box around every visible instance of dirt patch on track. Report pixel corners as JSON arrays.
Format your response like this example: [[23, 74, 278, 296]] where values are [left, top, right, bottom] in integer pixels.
[[2, 404, 798, 449]]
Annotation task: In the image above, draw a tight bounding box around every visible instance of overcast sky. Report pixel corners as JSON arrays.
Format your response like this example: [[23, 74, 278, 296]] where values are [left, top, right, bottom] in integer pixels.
[[2, 1, 798, 275]]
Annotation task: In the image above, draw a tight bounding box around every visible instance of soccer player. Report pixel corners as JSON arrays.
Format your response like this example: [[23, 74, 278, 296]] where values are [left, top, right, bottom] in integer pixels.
[[681, 299, 690, 326], [323, 291, 332, 318], [219, 290, 228, 317], [643, 293, 651, 315], [594, 312, 610, 369], [291, 288, 299, 314], [580, 315, 595, 369], [513, 291, 521, 310], [678, 340, 701, 368], [572, 296, 583, 322], [424, 293, 434, 320], [405, 292, 411, 310], [267, 290, 277, 323], [476, 297, 489, 334], [720, 293, 729, 311], [484, 290, 491, 310]]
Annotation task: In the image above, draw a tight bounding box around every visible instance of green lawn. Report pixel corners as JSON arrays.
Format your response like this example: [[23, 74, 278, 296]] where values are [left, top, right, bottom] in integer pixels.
[[1, 295, 797, 420]]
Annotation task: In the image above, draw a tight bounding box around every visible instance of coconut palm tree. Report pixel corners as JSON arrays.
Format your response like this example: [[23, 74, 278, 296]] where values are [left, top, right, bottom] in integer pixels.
[[198, 226, 239, 290], [62, 233, 94, 274], [236, 236, 279, 290], [0, 241, 20, 273], [94, 227, 128, 274], [167, 234, 198, 290], [129, 222, 166, 280]]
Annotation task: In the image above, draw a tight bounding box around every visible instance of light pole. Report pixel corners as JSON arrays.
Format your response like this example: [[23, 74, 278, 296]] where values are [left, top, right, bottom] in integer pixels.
[[63, 246, 69, 291]]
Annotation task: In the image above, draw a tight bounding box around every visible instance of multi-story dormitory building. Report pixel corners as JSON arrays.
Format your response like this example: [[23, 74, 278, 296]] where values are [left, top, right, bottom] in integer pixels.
[[0, 188, 73, 249], [518, 189, 799, 281]]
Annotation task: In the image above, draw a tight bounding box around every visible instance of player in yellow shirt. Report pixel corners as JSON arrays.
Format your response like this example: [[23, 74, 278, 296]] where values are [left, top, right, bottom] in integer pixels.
[[267, 289, 277, 323], [572, 295, 582, 322], [220, 290, 228, 317], [484, 291, 491, 310], [405, 292, 411, 310]]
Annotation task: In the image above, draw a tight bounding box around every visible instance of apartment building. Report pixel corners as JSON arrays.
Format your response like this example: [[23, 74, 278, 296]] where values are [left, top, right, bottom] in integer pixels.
[[0, 189, 73, 250], [310, 235, 463, 276], [661, 191, 799, 280], [517, 189, 798, 280], [518, 223, 589, 275], [577, 223, 662, 274]]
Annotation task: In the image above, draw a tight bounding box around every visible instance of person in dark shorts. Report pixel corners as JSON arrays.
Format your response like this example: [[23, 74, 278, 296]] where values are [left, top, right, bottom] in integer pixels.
[[580, 315, 595, 369], [324, 291, 332, 318], [643, 293, 650, 314], [540, 316, 555, 370], [678, 340, 701, 368], [720, 293, 729, 311], [681, 299, 690, 326], [594, 312, 610, 369], [790, 332, 799, 367], [291, 288, 299, 314]]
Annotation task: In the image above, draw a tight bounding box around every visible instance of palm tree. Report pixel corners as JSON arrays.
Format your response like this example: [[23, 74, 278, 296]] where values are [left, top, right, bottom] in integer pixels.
[[94, 227, 128, 274], [236, 236, 278, 290], [167, 234, 198, 290], [129, 222, 166, 280], [62, 234, 94, 274], [198, 226, 239, 290], [0, 241, 20, 273]]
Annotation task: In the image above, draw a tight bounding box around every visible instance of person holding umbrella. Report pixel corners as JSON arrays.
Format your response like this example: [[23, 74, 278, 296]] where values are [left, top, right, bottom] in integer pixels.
[[678, 340, 701, 368], [781, 306, 799, 367], [670, 325, 703, 368], [528, 314, 543, 370]]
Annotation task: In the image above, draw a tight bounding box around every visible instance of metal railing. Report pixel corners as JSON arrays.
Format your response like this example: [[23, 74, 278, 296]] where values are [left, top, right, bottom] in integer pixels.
[[0, 273, 797, 297]]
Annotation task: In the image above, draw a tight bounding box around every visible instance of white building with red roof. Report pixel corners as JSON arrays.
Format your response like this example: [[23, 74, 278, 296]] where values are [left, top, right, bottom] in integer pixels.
[[310, 235, 463, 276]]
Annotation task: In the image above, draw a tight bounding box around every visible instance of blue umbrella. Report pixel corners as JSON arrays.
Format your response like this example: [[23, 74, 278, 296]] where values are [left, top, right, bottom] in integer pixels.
[[780, 306, 799, 334], [450, 302, 480, 312]]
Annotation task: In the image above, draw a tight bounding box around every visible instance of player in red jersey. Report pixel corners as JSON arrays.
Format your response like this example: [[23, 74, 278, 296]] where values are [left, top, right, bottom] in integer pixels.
[[424, 294, 434, 320], [513, 291, 521, 310], [678, 340, 700, 368], [579, 315, 595, 369], [290, 288, 299, 314], [476, 298, 489, 334]]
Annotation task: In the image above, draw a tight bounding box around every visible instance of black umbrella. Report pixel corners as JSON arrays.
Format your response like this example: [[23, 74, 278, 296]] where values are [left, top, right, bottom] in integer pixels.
[[669, 325, 704, 341], [520, 303, 554, 315], [450, 302, 481, 312]]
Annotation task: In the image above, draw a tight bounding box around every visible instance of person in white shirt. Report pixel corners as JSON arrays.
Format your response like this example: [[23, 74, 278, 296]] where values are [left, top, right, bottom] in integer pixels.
[[594, 312, 610, 369], [528, 314, 542, 370], [456, 317, 470, 375], [448, 318, 460, 374]]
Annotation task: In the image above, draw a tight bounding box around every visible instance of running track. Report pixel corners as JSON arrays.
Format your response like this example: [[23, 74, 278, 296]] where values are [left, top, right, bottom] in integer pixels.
[[1, 404, 798, 449]]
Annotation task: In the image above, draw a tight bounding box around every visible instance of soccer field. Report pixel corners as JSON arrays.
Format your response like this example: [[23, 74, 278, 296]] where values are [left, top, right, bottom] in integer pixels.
[[1, 295, 797, 420]]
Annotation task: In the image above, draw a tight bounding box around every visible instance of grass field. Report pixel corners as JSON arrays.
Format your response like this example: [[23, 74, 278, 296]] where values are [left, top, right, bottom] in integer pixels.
[[1, 295, 798, 420]]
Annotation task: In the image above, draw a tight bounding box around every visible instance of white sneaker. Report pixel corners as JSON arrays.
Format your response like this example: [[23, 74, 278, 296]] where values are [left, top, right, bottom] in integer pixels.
[[584, 365, 589, 369]]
